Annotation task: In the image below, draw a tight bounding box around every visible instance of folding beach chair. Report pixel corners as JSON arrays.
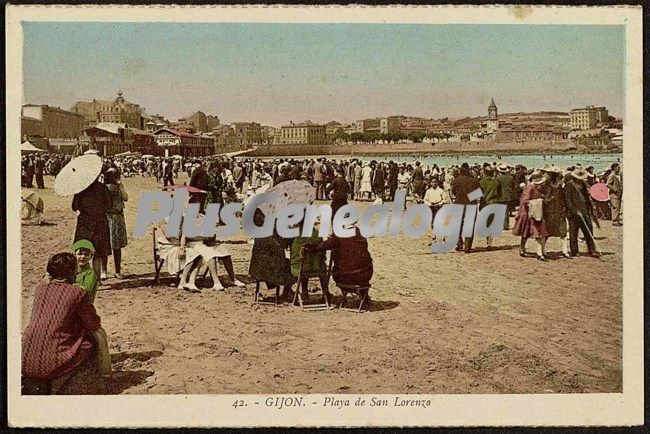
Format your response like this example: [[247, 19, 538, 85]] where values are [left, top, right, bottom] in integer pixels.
[[153, 227, 209, 286], [293, 247, 330, 311], [253, 280, 282, 306], [329, 257, 371, 313], [336, 283, 371, 313]]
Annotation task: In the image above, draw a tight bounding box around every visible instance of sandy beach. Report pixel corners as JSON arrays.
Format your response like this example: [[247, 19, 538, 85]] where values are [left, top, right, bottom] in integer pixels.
[[20, 174, 622, 394]]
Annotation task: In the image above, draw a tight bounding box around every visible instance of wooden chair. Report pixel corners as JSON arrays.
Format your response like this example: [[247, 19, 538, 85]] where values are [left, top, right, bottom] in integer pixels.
[[336, 283, 371, 313], [293, 247, 330, 311], [328, 255, 371, 313], [152, 227, 165, 285], [253, 281, 282, 306], [152, 227, 209, 286]]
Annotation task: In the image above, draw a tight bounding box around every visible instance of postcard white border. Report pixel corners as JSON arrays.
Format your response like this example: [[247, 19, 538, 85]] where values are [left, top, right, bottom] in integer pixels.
[[6, 4, 643, 427]]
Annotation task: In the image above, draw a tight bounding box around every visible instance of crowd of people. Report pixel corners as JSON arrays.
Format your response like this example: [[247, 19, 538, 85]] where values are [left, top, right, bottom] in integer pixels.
[[21, 150, 622, 394]]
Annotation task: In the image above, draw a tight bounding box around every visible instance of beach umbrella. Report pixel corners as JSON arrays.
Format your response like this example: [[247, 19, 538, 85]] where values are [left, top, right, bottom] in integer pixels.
[[162, 184, 206, 194], [589, 182, 610, 202], [258, 180, 315, 215], [54, 154, 103, 196], [21, 190, 44, 222]]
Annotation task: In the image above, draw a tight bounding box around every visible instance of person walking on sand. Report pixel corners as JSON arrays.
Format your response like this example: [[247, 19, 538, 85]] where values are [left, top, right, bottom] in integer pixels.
[[606, 162, 623, 226]]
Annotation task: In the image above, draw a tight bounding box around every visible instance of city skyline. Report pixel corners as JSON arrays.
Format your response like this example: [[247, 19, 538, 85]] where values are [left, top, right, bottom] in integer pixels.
[[23, 22, 625, 125]]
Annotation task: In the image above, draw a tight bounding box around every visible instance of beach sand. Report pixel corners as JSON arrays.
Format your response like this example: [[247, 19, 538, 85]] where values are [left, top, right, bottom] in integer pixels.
[[20, 174, 622, 394]]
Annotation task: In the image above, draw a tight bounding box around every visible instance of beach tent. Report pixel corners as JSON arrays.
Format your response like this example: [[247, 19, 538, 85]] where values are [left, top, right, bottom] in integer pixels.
[[115, 151, 141, 157], [214, 148, 254, 157], [21, 141, 46, 153]]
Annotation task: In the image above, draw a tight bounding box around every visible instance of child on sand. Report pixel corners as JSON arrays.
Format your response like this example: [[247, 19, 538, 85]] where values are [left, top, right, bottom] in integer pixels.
[[71, 239, 98, 303]]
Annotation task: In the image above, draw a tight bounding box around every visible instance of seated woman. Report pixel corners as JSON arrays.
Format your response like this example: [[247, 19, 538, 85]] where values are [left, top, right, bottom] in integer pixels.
[[22, 252, 103, 394], [185, 235, 246, 291], [156, 212, 245, 292], [248, 209, 296, 301], [303, 224, 373, 294]]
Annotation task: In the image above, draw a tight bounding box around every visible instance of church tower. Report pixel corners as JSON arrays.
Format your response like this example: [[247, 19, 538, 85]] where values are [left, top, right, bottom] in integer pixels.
[[487, 98, 498, 132]]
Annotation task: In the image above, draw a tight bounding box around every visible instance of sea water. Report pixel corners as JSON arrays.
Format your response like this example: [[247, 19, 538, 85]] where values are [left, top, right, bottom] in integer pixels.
[[354, 153, 622, 173]]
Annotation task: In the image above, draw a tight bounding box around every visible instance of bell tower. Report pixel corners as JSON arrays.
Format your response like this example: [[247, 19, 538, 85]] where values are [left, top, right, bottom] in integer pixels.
[[487, 98, 498, 132]]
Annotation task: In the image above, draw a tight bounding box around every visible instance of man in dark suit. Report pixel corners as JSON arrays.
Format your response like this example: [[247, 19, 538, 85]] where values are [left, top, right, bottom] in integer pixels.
[[189, 160, 208, 213], [387, 161, 399, 202], [34, 155, 45, 189], [564, 168, 601, 257], [451, 162, 481, 253]]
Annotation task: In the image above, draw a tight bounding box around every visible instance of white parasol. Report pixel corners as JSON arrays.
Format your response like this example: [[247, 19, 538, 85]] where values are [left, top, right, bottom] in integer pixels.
[[54, 154, 103, 196], [258, 180, 315, 215], [142, 154, 154, 158], [84, 149, 100, 155]]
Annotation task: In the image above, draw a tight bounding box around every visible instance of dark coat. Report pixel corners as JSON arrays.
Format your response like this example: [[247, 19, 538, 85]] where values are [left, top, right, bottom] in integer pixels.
[[328, 176, 350, 215], [543, 180, 568, 237], [372, 167, 386, 195], [72, 181, 112, 258], [564, 178, 595, 220], [451, 171, 480, 205], [189, 166, 209, 190], [248, 233, 296, 286], [308, 227, 373, 286], [496, 173, 515, 204]]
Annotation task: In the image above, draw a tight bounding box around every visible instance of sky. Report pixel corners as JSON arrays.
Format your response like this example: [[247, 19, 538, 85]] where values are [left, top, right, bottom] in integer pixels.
[[22, 22, 625, 126]]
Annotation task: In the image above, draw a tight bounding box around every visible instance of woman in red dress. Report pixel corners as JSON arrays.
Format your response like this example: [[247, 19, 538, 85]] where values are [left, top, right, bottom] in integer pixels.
[[512, 170, 550, 260]]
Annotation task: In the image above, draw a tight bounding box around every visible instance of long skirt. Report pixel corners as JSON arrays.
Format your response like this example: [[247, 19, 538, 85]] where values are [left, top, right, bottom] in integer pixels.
[[108, 212, 128, 250]]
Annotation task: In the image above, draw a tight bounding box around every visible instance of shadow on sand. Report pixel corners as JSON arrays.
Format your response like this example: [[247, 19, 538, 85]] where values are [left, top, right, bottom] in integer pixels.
[[102, 350, 163, 394]]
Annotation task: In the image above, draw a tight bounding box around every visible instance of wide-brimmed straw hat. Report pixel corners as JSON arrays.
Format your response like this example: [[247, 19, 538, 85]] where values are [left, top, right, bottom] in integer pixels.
[[529, 170, 548, 185], [571, 167, 590, 180], [497, 163, 509, 173]]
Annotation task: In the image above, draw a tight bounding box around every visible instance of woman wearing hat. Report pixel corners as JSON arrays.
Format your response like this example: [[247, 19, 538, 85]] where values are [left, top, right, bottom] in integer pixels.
[[512, 170, 550, 260], [103, 168, 128, 279]]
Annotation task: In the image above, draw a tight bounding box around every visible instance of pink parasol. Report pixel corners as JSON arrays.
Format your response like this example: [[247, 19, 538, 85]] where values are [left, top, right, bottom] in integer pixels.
[[163, 184, 206, 194], [589, 182, 610, 202]]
